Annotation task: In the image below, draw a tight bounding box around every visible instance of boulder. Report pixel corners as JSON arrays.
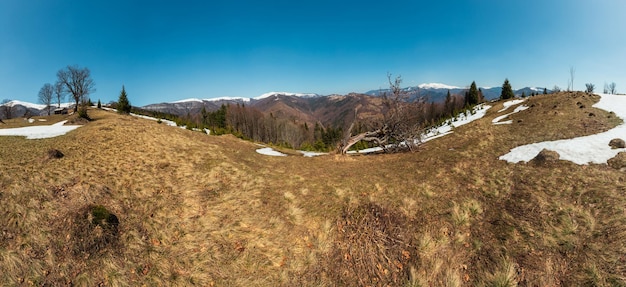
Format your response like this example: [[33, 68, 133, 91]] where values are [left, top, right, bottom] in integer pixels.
[[609, 138, 625, 149], [531, 149, 560, 165], [608, 152, 626, 170]]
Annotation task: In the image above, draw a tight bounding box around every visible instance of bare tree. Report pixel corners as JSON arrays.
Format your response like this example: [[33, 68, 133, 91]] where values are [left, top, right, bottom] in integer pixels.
[[567, 66, 575, 91], [54, 81, 65, 108], [340, 74, 424, 154], [56, 65, 95, 112], [608, 82, 617, 94], [585, 83, 595, 93], [38, 83, 54, 115]]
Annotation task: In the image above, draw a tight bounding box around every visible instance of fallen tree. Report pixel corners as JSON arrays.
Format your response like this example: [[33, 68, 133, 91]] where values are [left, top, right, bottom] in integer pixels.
[[339, 74, 425, 154]]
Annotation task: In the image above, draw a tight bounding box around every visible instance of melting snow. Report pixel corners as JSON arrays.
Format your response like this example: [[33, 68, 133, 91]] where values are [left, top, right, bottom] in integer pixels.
[[0, 120, 81, 139], [299, 151, 327, 157], [498, 99, 526, 112], [492, 105, 529, 125], [500, 93, 626, 164], [256, 147, 287, 156]]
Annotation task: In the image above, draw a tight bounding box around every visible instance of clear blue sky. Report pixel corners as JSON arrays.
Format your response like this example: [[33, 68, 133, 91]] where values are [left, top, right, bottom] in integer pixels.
[[1, 0, 625, 106]]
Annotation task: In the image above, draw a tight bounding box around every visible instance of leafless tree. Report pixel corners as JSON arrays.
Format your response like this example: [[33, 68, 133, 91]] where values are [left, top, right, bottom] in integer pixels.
[[585, 83, 595, 93], [38, 83, 54, 115], [56, 65, 95, 112], [340, 74, 425, 154], [567, 66, 575, 91], [608, 82, 617, 94], [54, 81, 65, 108]]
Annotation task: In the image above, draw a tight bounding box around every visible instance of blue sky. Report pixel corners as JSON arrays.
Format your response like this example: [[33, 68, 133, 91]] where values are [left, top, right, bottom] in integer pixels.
[[1, 0, 625, 106]]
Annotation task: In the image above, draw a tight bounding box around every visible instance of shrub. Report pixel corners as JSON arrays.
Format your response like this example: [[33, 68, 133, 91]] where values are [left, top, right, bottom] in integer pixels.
[[78, 107, 91, 120]]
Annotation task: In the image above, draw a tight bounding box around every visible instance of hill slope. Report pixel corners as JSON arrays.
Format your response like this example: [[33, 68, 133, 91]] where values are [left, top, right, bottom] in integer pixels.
[[1, 92, 625, 286]]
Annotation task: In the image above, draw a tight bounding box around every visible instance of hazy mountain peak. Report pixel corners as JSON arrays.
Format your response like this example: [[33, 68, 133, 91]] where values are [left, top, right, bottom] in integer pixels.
[[417, 83, 462, 90]]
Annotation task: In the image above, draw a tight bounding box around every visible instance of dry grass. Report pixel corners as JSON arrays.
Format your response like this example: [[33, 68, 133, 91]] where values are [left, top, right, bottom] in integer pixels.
[[1, 92, 625, 286]]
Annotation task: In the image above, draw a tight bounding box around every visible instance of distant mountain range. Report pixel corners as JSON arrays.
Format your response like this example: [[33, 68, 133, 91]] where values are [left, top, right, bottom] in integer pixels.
[[365, 83, 549, 103], [0, 100, 73, 120], [1, 84, 550, 124]]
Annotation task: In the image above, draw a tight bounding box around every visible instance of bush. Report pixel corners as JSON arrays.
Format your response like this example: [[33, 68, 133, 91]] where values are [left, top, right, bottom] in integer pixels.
[[78, 107, 91, 120]]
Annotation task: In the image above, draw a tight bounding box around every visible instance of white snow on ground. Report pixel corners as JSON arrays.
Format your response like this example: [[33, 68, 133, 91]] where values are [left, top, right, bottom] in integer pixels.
[[129, 113, 178, 127], [298, 151, 327, 157], [0, 120, 81, 139], [422, 103, 492, 142], [492, 105, 529, 125], [498, 99, 526, 112], [256, 147, 287, 156], [500, 93, 626, 164]]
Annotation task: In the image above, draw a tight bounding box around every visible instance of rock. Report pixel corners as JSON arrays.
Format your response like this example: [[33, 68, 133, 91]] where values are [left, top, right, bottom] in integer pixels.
[[609, 138, 625, 149], [608, 152, 626, 170], [531, 149, 560, 165]]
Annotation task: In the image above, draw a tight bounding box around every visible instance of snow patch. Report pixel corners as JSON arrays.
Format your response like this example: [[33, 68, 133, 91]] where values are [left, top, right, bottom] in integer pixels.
[[422, 103, 492, 141], [492, 105, 529, 124], [256, 147, 287, 157], [498, 99, 526, 112], [299, 151, 327, 157], [500, 93, 626, 164], [0, 120, 81, 139]]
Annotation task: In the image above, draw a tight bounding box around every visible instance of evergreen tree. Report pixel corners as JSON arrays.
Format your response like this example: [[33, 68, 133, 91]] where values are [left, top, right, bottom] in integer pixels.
[[117, 85, 131, 114], [444, 90, 452, 116], [543, 87, 548, 94], [500, 78, 515, 100], [97, 99, 102, 109], [465, 81, 479, 106]]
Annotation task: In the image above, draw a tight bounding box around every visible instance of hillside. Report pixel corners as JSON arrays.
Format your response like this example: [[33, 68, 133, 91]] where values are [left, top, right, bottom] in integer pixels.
[[1, 92, 625, 286]]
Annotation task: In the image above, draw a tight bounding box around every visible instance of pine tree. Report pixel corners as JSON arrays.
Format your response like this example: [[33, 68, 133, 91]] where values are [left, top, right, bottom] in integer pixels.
[[97, 99, 102, 109], [444, 90, 452, 116], [500, 78, 515, 100], [543, 87, 548, 95], [465, 81, 479, 106], [117, 85, 131, 114]]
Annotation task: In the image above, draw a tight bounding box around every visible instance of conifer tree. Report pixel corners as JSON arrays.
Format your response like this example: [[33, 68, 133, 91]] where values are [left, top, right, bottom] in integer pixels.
[[117, 85, 131, 114], [97, 99, 102, 109], [500, 78, 515, 100], [465, 81, 479, 106], [543, 87, 548, 94], [444, 90, 452, 116]]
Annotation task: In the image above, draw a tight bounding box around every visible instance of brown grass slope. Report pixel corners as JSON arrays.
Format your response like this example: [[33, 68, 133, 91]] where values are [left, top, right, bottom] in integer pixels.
[[0, 92, 625, 286]]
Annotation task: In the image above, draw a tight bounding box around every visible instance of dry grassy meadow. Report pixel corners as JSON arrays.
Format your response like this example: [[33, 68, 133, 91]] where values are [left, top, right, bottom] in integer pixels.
[[1, 92, 625, 286]]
